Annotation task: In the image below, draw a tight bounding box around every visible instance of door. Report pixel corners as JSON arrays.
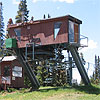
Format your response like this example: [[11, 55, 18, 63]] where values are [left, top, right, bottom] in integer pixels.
[[2, 65, 11, 84], [74, 24, 79, 43]]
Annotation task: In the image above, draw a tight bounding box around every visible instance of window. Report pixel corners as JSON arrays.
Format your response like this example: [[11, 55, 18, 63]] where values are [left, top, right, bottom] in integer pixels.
[[69, 20, 80, 43], [12, 66, 22, 77], [54, 22, 62, 39], [69, 20, 74, 42], [4, 66, 10, 76], [14, 28, 21, 41]]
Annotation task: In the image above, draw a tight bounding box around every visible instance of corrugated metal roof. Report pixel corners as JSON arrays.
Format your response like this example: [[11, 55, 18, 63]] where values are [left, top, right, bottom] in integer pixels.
[[0, 56, 17, 62]]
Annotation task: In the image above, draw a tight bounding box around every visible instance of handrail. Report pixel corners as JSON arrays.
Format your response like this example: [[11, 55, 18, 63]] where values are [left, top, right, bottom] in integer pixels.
[[80, 35, 88, 47]]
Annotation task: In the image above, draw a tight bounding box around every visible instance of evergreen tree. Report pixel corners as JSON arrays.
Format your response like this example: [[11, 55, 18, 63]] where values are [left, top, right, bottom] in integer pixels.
[[94, 55, 98, 80], [0, 2, 4, 56], [15, 0, 29, 23], [94, 56, 100, 80], [90, 55, 100, 84], [36, 60, 48, 86]]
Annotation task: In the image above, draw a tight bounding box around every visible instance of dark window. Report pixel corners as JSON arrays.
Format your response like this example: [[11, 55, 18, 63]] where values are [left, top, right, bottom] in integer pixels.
[[4, 66, 10, 76], [54, 22, 62, 39], [14, 28, 21, 41]]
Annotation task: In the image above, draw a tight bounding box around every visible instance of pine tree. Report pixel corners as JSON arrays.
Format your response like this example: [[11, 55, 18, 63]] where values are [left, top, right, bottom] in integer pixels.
[[90, 55, 100, 84], [0, 2, 4, 56], [94, 56, 100, 80], [15, 0, 29, 23], [36, 60, 48, 86]]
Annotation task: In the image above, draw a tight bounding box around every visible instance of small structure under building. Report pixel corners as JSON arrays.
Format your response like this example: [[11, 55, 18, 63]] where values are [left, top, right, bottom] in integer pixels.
[[0, 56, 24, 89]]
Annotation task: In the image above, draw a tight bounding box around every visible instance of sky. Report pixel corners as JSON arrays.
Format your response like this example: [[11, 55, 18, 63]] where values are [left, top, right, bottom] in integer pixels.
[[0, 0, 100, 82]]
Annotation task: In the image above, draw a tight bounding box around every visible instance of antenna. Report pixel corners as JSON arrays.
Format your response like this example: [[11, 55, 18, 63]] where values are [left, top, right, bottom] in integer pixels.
[[43, 14, 46, 19]]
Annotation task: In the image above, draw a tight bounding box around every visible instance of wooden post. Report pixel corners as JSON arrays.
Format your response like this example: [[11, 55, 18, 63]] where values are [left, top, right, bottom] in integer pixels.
[[0, 76, 1, 91], [0, 76, 1, 84], [4, 80, 7, 91]]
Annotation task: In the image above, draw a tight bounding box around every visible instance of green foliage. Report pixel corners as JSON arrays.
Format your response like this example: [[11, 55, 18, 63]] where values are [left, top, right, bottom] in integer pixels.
[[90, 55, 100, 84], [24, 73, 32, 87], [90, 76, 100, 85], [36, 61, 48, 86], [52, 67, 67, 86], [7, 88, 17, 93], [1, 85, 100, 100], [15, 0, 29, 23], [24, 59, 67, 87], [36, 66, 44, 85], [35, 60, 67, 87]]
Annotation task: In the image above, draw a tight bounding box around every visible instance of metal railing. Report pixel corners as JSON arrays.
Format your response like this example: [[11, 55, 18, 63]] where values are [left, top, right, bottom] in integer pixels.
[[80, 35, 88, 47]]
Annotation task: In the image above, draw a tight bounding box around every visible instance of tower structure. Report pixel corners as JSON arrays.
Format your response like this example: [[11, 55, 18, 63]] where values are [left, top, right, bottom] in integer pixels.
[[6, 15, 91, 89]]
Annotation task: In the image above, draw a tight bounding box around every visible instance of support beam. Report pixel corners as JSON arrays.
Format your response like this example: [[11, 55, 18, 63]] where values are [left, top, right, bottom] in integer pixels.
[[14, 48, 40, 90], [69, 45, 91, 85]]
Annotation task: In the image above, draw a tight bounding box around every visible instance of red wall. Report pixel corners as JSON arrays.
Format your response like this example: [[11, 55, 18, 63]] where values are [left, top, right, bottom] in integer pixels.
[[8, 19, 68, 48], [11, 60, 24, 88], [0, 60, 24, 88], [8, 15, 82, 48]]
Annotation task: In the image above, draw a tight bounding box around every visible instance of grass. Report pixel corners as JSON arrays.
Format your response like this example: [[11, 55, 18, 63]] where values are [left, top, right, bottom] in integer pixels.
[[0, 85, 100, 100]]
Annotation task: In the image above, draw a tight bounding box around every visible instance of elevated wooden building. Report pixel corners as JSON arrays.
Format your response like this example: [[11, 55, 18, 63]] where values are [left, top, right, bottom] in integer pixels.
[[7, 15, 81, 48], [6, 15, 90, 89]]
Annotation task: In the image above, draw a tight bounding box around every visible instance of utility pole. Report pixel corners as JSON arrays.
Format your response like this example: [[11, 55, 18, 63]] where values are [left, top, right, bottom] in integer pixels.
[[67, 51, 72, 86], [69, 56, 72, 86], [87, 62, 90, 75]]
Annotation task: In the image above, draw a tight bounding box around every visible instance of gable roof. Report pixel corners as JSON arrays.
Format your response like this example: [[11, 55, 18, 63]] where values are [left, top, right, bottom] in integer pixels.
[[0, 56, 17, 62]]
